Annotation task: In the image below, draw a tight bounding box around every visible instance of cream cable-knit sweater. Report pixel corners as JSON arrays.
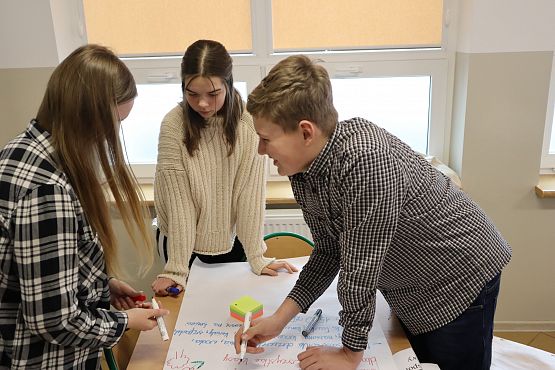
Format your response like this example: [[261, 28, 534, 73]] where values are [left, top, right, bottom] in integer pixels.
[[154, 105, 274, 287]]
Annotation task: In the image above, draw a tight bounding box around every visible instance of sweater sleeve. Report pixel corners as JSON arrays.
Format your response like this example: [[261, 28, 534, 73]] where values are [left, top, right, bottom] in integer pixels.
[[234, 112, 275, 274], [154, 110, 196, 287]]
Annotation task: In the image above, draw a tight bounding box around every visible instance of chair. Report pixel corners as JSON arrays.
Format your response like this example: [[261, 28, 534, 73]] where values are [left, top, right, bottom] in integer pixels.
[[263, 232, 314, 259], [102, 329, 140, 370], [102, 348, 119, 370]]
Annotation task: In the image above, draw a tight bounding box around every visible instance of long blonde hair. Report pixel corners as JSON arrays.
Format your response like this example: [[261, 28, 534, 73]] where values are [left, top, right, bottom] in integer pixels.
[[36, 44, 153, 276]]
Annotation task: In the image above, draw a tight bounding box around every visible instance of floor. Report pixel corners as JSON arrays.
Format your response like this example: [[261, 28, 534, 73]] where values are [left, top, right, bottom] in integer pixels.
[[494, 331, 555, 354]]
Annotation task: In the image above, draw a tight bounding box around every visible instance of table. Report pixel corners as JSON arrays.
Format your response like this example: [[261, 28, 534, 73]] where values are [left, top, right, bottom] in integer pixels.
[[136, 181, 297, 207], [127, 292, 411, 369]]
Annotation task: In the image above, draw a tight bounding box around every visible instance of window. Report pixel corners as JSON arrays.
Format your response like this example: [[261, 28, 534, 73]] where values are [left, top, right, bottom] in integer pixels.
[[540, 53, 555, 172], [84, 0, 454, 181]]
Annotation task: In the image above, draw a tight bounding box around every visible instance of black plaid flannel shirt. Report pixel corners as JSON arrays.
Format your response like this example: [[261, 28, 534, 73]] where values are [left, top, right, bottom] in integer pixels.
[[0, 120, 127, 369]]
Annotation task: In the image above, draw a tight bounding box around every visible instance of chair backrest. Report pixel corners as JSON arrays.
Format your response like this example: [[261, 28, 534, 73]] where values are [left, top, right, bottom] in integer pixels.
[[103, 348, 119, 370], [102, 328, 140, 370], [263, 232, 314, 259]]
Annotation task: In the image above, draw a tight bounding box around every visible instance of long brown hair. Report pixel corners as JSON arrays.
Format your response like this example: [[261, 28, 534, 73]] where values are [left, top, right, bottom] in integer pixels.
[[36, 44, 154, 276], [180, 39, 243, 156]]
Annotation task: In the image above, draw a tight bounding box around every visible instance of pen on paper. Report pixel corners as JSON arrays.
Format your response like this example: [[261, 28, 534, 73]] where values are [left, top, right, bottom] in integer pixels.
[[302, 309, 323, 337], [239, 311, 252, 363], [151, 298, 169, 341]]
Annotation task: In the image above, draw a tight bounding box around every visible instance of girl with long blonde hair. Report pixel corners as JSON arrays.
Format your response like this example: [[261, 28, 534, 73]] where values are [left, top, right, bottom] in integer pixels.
[[0, 44, 168, 369]]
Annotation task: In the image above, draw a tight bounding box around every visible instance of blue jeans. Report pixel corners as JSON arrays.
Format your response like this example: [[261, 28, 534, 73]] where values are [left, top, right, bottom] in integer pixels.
[[401, 273, 501, 370]]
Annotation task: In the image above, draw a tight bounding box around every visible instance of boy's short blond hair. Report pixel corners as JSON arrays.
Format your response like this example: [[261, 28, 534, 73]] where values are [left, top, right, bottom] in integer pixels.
[[247, 55, 338, 137]]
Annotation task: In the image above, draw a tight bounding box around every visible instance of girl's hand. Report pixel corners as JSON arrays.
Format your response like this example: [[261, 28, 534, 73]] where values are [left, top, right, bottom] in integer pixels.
[[151, 277, 183, 296], [126, 307, 169, 331], [108, 278, 146, 310], [261, 261, 299, 276]]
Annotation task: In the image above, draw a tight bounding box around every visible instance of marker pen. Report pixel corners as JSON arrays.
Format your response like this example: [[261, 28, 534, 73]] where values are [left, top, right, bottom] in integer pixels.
[[151, 298, 169, 341], [239, 311, 252, 363], [166, 286, 180, 295], [133, 293, 147, 303], [302, 309, 322, 337]]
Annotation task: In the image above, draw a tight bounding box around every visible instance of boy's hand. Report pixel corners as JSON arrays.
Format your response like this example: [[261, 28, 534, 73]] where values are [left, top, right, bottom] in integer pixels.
[[297, 346, 363, 370], [233, 314, 288, 355]]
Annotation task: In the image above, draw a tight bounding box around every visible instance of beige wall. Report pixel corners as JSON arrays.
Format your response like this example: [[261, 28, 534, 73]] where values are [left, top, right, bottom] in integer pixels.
[[0, 68, 53, 147], [451, 51, 555, 328], [112, 217, 165, 294]]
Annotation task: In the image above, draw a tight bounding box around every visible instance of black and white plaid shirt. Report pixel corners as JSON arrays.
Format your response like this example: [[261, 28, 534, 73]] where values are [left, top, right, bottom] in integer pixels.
[[287, 117, 511, 352], [0, 120, 127, 369]]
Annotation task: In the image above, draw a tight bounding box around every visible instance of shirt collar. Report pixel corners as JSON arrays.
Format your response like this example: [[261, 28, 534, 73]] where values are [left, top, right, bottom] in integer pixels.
[[303, 122, 341, 179], [27, 119, 56, 158]]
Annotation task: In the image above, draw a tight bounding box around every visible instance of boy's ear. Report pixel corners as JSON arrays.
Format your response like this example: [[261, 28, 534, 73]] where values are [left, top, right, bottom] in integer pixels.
[[299, 120, 318, 142]]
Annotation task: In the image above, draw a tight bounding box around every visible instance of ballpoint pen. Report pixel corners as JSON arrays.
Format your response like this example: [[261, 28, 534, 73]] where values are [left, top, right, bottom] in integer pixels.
[[151, 298, 170, 341], [239, 311, 252, 363], [302, 308, 323, 337]]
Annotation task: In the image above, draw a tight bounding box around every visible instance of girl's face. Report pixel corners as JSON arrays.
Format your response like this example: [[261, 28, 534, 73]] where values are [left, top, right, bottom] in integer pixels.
[[184, 76, 227, 119], [117, 99, 135, 122]]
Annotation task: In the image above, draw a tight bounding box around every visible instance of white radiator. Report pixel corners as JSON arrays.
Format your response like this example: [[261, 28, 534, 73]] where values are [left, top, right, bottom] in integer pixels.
[[263, 209, 313, 241]]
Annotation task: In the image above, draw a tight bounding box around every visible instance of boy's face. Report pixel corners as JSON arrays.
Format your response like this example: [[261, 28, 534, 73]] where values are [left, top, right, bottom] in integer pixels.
[[254, 116, 315, 176]]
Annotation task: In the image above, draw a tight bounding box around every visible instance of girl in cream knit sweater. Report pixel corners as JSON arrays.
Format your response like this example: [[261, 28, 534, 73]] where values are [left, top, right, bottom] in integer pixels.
[[151, 40, 297, 295]]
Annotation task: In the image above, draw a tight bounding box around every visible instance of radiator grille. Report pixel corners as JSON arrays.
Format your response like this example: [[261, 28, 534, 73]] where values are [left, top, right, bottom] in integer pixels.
[[263, 210, 312, 242]]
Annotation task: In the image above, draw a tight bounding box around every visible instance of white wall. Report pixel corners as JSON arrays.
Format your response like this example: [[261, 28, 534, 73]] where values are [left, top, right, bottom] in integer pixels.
[[0, 0, 85, 69], [456, 0, 555, 53]]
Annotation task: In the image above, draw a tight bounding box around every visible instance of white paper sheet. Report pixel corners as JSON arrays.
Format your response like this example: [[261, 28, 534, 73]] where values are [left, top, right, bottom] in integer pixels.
[[491, 336, 555, 370], [393, 347, 425, 370], [162, 257, 400, 369]]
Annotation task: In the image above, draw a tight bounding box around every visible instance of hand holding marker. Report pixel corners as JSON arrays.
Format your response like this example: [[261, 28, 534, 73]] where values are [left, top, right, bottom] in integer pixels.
[[302, 309, 323, 337], [152, 298, 169, 341]]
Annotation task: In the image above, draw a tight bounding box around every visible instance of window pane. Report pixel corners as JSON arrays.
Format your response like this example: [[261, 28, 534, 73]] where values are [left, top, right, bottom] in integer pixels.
[[121, 82, 248, 165], [550, 106, 555, 154], [83, 0, 252, 55], [272, 0, 442, 51], [332, 76, 430, 153]]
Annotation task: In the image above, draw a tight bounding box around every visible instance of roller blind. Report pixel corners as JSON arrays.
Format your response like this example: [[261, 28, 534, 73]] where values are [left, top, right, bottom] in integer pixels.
[[83, 0, 252, 55], [83, 0, 442, 55]]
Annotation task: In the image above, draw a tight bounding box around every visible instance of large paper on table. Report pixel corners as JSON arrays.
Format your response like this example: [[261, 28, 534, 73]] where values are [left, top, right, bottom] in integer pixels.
[[162, 257, 401, 369]]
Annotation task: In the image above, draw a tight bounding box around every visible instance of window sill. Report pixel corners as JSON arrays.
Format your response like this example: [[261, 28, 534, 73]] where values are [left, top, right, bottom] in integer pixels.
[[535, 175, 555, 198], [136, 181, 297, 206]]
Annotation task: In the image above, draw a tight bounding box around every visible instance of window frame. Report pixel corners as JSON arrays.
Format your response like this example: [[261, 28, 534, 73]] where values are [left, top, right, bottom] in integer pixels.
[[118, 0, 457, 182], [540, 53, 555, 173]]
